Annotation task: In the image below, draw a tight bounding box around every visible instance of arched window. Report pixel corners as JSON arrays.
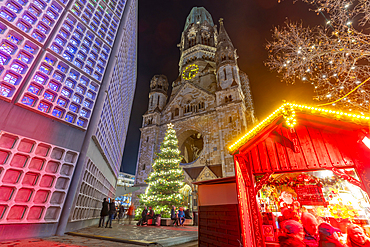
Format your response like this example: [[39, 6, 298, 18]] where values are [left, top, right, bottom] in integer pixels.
[[174, 108, 179, 116], [146, 136, 149, 142], [223, 68, 226, 80], [229, 116, 232, 123], [229, 95, 232, 101], [142, 164, 146, 170], [225, 96, 229, 103]]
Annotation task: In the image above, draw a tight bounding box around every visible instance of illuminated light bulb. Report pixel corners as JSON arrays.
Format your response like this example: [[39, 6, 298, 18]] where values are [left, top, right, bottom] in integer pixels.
[[326, 20, 331, 24], [351, 66, 356, 70], [334, 74, 337, 76], [356, 81, 361, 84], [302, 77, 307, 81], [347, 21, 352, 26]]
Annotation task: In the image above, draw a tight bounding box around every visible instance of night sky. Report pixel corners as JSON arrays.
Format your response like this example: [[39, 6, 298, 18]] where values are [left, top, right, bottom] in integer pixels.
[[121, 0, 324, 175]]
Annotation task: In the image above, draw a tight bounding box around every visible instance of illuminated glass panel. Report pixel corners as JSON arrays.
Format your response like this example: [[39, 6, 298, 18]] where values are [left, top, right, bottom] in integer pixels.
[[66, 16, 75, 25], [80, 108, 89, 117], [92, 18, 98, 25], [46, 9, 57, 19], [4, 72, 19, 85], [83, 66, 92, 75], [69, 103, 79, 113], [97, 59, 104, 66], [0, 42, 16, 55], [102, 46, 109, 54], [57, 64, 67, 73], [83, 99, 92, 108], [38, 101, 51, 112], [44, 56, 54, 65], [65, 79, 75, 88], [33, 0, 45, 9], [33, 72, 47, 84], [61, 87, 72, 97], [65, 113, 75, 123], [55, 36, 66, 46], [15, 0, 28, 6], [89, 52, 97, 60], [80, 45, 88, 53], [0, 52, 10, 65], [63, 22, 72, 32], [71, 7, 80, 16], [42, 15, 52, 25], [93, 72, 101, 80], [89, 83, 97, 91], [51, 3, 61, 13], [77, 52, 85, 61], [76, 85, 85, 94], [70, 37, 79, 46], [0, 8, 16, 21], [29, 5, 41, 16], [10, 61, 26, 73], [80, 77, 88, 86], [39, 63, 51, 74], [72, 94, 82, 103], [57, 97, 68, 107], [28, 83, 41, 95], [96, 65, 103, 73], [52, 71, 64, 82], [59, 29, 69, 39], [91, 45, 98, 53], [86, 59, 94, 67], [83, 39, 91, 46], [76, 24, 84, 33], [69, 71, 78, 80], [24, 44, 35, 53], [21, 94, 36, 106], [32, 30, 45, 42], [17, 20, 31, 32], [73, 31, 82, 39], [17, 51, 31, 64], [95, 39, 102, 47], [0, 84, 12, 97], [23, 13, 36, 24], [76, 118, 85, 127], [62, 51, 73, 61], [73, 59, 82, 68], [81, 15, 88, 24], [6, 2, 22, 13], [43, 91, 55, 102], [66, 44, 76, 54], [52, 107, 63, 118], [37, 23, 49, 34], [90, 24, 97, 31], [48, 81, 59, 91], [101, 52, 107, 60]]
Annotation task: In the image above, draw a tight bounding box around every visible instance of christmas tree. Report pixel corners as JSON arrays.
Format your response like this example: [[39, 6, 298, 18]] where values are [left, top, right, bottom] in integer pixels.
[[138, 123, 184, 217]]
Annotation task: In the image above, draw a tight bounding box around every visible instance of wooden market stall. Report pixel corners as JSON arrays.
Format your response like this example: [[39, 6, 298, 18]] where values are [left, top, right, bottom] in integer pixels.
[[228, 103, 370, 247]]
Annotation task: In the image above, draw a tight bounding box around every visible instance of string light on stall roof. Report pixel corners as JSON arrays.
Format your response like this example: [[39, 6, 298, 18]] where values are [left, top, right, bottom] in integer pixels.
[[228, 102, 370, 153]]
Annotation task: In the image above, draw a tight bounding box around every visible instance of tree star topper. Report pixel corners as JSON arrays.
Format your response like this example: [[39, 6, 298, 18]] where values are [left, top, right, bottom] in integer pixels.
[[167, 123, 174, 129]]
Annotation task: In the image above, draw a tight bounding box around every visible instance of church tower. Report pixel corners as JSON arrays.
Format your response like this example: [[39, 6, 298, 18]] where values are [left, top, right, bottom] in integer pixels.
[[133, 7, 256, 211]]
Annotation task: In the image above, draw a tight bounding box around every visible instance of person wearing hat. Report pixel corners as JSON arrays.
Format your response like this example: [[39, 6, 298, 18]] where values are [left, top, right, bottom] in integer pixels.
[[318, 222, 346, 247], [301, 212, 319, 247], [279, 220, 308, 247], [347, 224, 370, 247]]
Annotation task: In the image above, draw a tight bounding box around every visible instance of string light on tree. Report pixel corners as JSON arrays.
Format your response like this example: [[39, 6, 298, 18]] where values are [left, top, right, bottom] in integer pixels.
[[266, 0, 370, 112], [138, 123, 185, 217]]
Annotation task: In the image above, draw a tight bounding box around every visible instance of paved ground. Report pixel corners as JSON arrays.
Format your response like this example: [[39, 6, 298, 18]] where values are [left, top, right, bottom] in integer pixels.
[[0, 221, 198, 247]]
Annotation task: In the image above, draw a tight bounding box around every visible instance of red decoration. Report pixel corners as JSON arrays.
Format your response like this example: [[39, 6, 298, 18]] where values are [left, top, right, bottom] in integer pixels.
[[295, 185, 327, 206]]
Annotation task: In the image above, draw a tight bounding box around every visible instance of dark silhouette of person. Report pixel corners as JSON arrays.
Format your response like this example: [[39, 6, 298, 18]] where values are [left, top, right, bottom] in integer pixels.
[[98, 198, 109, 227]]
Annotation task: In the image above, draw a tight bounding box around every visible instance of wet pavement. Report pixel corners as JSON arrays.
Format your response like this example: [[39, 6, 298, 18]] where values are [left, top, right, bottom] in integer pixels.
[[0, 221, 198, 247]]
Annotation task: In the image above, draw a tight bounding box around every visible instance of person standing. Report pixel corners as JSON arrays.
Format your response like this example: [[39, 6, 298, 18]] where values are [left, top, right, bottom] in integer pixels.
[[106, 198, 116, 228], [171, 205, 179, 226], [127, 204, 135, 225], [98, 198, 109, 227], [118, 204, 125, 224], [301, 212, 319, 247]]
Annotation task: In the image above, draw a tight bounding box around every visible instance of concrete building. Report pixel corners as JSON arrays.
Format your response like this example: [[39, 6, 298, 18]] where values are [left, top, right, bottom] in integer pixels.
[[0, 0, 137, 240], [133, 7, 256, 211]]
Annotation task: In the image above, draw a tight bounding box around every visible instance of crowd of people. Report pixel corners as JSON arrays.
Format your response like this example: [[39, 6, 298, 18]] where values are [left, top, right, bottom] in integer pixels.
[[277, 210, 370, 247], [136, 205, 192, 226], [98, 198, 135, 228]]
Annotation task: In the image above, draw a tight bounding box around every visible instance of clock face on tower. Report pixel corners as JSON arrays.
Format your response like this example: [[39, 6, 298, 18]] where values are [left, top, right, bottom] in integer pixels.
[[182, 64, 199, 80]]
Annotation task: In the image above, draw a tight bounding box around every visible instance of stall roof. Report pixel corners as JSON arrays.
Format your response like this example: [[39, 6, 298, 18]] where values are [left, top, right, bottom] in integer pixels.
[[228, 102, 370, 154], [193, 176, 236, 185]]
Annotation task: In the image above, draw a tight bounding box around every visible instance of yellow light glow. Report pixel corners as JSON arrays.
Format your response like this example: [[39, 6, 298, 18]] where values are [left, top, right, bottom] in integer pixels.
[[228, 102, 370, 153]]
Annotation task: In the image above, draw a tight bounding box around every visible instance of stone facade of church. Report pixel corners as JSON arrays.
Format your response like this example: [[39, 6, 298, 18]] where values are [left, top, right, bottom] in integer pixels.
[[133, 7, 256, 210]]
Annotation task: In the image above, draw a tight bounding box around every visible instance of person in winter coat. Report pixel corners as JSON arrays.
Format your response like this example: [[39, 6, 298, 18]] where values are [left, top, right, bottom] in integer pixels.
[[105, 198, 116, 228], [127, 204, 135, 225], [137, 206, 147, 226], [347, 224, 370, 247], [145, 207, 155, 225], [98, 198, 109, 227], [301, 212, 319, 247], [178, 207, 185, 226], [278, 220, 308, 247], [171, 206, 179, 226], [318, 222, 346, 247]]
